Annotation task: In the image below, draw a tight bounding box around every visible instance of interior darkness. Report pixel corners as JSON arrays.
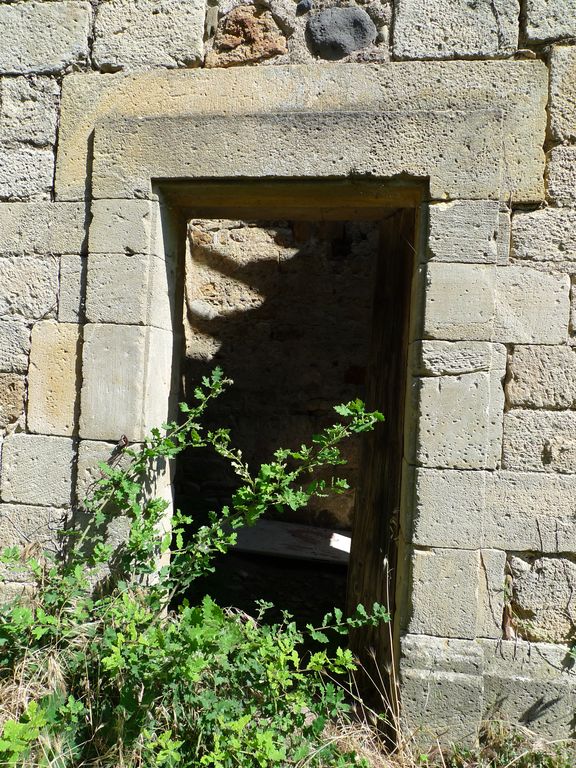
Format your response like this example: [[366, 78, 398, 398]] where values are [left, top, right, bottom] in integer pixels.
[[173, 218, 381, 625]]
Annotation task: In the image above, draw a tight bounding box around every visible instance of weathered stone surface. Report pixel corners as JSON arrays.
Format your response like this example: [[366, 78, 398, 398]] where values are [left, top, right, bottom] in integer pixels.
[[0, 256, 59, 320], [412, 468, 576, 551], [80, 324, 174, 441], [206, 6, 287, 67], [58, 255, 84, 323], [27, 322, 80, 436], [507, 345, 576, 409], [0, 374, 25, 430], [0, 77, 60, 147], [524, 0, 576, 42], [306, 7, 376, 60], [0, 503, 66, 548], [420, 263, 495, 341], [494, 266, 569, 344], [89, 199, 155, 255], [408, 370, 504, 470], [0, 202, 85, 255], [426, 200, 499, 264], [550, 45, 576, 142], [0, 148, 53, 201], [0, 1, 91, 75], [509, 555, 576, 642], [0, 581, 35, 605], [512, 208, 576, 262], [393, 0, 519, 60], [547, 146, 576, 206], [56, 62, 547, 202], [497, 211, 511, 265], [0, 434, 73, 507], [93, 0, 205, 71], [477, 549, 506, 639], [408, 548, 479, 638], [76, 439, 121, 501], [503, 410, 576, 473], [0, 321, 30, 373], [411, 340, 506, 376]]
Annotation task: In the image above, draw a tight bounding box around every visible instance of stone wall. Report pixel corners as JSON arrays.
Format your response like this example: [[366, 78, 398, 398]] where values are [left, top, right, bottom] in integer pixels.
[[0, 0, 576, 747]]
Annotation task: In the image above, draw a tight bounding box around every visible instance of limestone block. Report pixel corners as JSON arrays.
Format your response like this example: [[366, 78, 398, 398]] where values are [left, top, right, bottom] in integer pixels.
[[477, 549, 506, 639], [411, 340, 506, 376], [412, 468, 576, 551], [0, 503, 66, 548], [426, 201, 499, 264], [0, 77, 60, 147], [27, 322, 80, 436], [0, 1, 91, 75], [0, 148, 53, 201], [503, 410, 576, 473], [507, 345, 576, 409], [407, 548, 479, 638], [512, 208, 576, 262], [493, 266, 569, 344], [547, 145, 576, 206], [0, 256, 59, 320], [76, 439, 122, 501], [0, 321, 30, 373], [420, 263, 495, 341], [89, 199, 157, 255], [93, 0, 205, 71], [393, 0, 519, 59], [80, 324, 175, 441], [524, 0, 576, 42], [58, 255, 84, 323], [400, 635, 483, 747], [550, 45, 576, 142], [0, 582, 35, 605], [0, 374, 25, 430], [0, 434, 73, 506], [408, 371, 504, 470], [0, 202, 85, 255], [497, 211, 511, 265], [56, 62, 547, 203]]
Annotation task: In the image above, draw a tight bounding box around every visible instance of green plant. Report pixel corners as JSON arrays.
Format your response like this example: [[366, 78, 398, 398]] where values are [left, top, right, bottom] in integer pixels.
[[0, 370, 388, 767]]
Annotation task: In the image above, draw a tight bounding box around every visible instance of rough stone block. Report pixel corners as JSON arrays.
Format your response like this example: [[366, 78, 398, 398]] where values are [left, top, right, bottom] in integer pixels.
[[0, 1, 91, 75], [89, 199, 156, 255], [512, 208, 576, 262], [407, 547, 479, 638], [497, 211, 511, 265], [426, 200, 499, 264], [477, 549, 506, 639], [93, 0, 205, 71], [76, 439, 121, 502], [420, 263, 495, 341], [547, 145, 576, 206], [27, 321, 80, 436], [412, 468, 576, 551], [0, 148, 53, 201], [0, 77, 60, 147], [408, 370, 504, 470], [85, 252, 173, 329], [58, 255, 84, 323], [80, 324, 174, 441], [550, 46, 576, 142], [411, 340, 506, 377], [507, 345, 576, 409], [0, 256, 59, 320], [0, 202, 85, 255], [393, 0, 519, 59], [0, 321, 30, 373], [0, 434, 73, 506], [503, 410, 576, 473], [0, 581, 35, 605], [524, 0, 576, 42], [493, 265, 569, 344], [0, 503, 66, 548], [0, 374, 25, 431], [206, 5, 287, 67]]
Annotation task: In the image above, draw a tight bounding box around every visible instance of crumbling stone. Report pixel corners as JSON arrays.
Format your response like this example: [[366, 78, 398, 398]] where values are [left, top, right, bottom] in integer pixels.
[[507, 345, 576, 409], [547, 146, 576, 206], [0, 77, 60, 148], [0, 373, 25, 430], [0, 322, 30, 374], [550, 45, 576, 142], [306, 7, 377, 60], [205, 6, 287, 67], [524, 0, 576, 43], [503, 410, 576, 473], [512, 208, 576, 262], [0, 256, 59, 321]]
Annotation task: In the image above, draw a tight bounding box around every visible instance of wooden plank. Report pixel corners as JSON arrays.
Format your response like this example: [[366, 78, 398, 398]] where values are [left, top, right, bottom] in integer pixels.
[[233, 519, 350, 565]]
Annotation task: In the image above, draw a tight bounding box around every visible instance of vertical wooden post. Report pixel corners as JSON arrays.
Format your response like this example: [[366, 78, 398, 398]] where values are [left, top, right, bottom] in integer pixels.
[[346, 207, 416, 712]]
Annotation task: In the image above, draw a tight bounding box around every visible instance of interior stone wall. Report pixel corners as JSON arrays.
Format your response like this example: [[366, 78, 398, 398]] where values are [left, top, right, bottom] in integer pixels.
[[0, 0, 575, 747]]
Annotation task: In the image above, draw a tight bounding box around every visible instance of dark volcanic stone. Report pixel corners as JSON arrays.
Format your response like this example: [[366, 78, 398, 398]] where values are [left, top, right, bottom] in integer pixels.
[[306, 7, 376, 60]]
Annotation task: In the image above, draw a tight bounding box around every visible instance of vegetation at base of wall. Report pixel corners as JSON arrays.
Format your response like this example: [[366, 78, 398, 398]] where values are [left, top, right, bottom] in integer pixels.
[[0, 369, 390, 768]]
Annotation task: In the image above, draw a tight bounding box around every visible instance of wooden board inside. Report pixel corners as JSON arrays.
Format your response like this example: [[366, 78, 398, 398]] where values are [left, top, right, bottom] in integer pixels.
[[233, 520, 350, 565]]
